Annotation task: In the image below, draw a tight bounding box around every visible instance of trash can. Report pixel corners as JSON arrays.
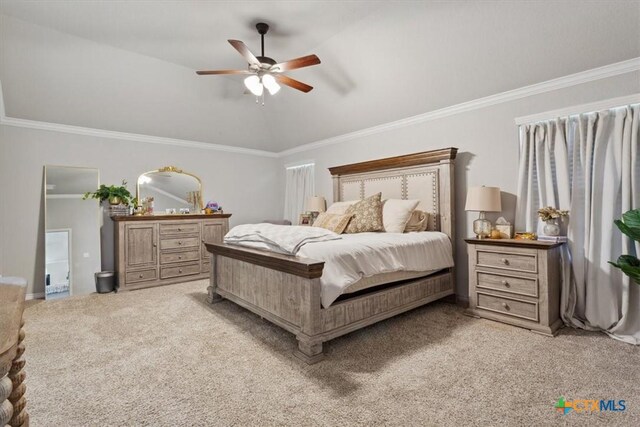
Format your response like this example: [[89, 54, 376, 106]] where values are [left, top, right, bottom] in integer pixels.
[[95, 271, 116, 293]]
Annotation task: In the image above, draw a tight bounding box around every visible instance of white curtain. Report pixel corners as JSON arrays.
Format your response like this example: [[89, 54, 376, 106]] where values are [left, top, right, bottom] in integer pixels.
[[284, 164, 315, 224], [516, 104, 640, 344]]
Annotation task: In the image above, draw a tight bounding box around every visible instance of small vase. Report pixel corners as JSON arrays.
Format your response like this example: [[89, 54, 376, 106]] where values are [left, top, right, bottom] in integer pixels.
[[543, 219, 560, 236], [108, 196, 122, 205]]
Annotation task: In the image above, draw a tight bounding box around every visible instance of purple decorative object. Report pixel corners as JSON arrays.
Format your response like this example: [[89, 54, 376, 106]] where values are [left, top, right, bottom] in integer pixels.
[[206, 201, 219, 211]]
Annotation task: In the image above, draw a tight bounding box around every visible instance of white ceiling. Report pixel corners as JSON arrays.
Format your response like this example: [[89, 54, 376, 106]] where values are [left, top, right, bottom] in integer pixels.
[[1, 1, 639, 152]]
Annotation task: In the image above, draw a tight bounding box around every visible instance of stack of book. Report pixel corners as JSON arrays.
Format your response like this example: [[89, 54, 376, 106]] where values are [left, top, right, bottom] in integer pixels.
[[108, 205, 130, 217], [538, 235, 568, 243]]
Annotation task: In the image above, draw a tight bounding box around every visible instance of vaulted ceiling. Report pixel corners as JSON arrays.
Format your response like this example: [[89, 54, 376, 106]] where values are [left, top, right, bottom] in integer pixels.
[[1, 1, 639, 152]]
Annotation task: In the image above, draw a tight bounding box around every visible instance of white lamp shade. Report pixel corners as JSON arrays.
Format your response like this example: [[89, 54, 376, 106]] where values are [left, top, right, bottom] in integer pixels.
[[262, 74, 281, 95], [306, 196, 326, 212], [465, 186, 501, 212], [244, 75, 263, 96]]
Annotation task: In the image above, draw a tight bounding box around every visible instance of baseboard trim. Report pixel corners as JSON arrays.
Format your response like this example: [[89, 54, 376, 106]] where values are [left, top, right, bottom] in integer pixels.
[[26, 292, 45, 300]]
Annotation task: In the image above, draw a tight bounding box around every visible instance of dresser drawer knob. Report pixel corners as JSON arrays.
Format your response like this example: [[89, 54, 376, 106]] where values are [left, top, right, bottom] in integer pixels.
[[501, 302, 510, 310], [178, 256, 182, 260], [178, 228, 182, 231], [501, 280, 510, 287], [178, 269, 183, 274], [139, 274, 144, 278], [178, 241, 182, 245], [500, 258, 509, 265]]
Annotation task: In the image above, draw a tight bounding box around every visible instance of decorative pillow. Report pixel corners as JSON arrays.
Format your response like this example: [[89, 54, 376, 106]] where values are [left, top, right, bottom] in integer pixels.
[[312, 212, 353, 234], [382, 199, 420, 233], [326, 200, 358, 215], [344, 193, 383, 233], [404, 210, 430, 232]]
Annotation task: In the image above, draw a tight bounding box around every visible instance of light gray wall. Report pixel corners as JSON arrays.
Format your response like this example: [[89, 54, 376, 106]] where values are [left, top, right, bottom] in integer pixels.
[[279, 72, 640, 300], [0, 125, 281, 295]]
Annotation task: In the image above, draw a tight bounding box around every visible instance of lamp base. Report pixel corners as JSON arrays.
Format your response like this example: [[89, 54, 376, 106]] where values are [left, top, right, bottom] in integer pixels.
[[473, 213, 492, 239]]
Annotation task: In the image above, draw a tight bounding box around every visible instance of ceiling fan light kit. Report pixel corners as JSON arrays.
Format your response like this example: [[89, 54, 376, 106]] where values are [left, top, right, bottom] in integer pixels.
[[196, 22, 321, 105]]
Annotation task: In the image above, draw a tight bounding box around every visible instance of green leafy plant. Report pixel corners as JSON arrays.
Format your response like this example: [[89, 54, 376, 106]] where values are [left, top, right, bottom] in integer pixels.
[[609, 209, 640, 284], [83, 180, 133, 206]]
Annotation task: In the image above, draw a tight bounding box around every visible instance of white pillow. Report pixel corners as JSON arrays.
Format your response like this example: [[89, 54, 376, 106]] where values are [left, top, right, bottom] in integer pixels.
[[326, 200, 358, 215], [382, 199, 420, 233]]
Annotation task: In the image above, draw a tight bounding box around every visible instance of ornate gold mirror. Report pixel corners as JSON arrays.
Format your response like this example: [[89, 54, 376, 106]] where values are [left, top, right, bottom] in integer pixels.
[[137, 166, 203, 213]]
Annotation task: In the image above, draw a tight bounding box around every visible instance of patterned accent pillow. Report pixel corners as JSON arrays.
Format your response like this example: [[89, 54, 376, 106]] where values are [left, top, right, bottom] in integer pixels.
[[312, 212, 353, 234], [344, 192, 384, 233], [404, 210, 430, 232]]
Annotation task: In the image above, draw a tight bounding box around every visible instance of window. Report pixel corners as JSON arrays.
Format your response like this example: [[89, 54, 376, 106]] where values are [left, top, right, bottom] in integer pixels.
[[284, 163, 315, 224]]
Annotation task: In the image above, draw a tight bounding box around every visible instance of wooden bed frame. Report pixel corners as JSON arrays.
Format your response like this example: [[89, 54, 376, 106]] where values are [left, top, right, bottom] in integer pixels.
[[205, 147, 457, 363]]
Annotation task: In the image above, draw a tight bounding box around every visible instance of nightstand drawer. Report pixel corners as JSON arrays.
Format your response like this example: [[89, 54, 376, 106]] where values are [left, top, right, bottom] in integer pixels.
[[477, 249, 537, 273], [477, 292, 538, 322], [476, 272, 538, 298]]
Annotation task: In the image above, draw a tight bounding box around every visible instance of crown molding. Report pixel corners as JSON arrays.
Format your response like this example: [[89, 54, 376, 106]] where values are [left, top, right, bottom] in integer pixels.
[[2, 57, 639, 159], [277, 57, 640, 157], [0, 81, 278, 158], [514, 93, 640, 125]]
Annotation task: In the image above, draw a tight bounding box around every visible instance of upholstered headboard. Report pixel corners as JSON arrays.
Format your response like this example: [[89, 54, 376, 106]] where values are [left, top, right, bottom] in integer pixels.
[[328, 148, 457, 239]]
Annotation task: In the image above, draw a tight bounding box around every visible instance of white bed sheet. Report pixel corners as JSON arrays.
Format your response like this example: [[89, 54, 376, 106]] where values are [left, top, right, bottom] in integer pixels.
[[297, 232, 454, 308]]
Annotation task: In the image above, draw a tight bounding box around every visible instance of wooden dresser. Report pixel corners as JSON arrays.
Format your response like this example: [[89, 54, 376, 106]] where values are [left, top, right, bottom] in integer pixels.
[[465, 238, 564, 336], [113, 214, 230, 291]]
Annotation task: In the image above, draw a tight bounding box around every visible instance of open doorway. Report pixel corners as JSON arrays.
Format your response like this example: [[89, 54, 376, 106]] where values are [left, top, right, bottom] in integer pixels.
[[45, 229, 72, 299]]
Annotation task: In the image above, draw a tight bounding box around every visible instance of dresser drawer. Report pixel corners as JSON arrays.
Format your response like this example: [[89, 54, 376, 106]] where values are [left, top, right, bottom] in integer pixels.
[[159, 222, 200, 236], [160, 237, 200, 250], [476, 249, 537, 273], [160, 263, 201, 279], [126, 268, 157, 284], [201, 260, 211, 273], [160, 250, 200, 265], [476, 272, 538, 298], [476, 292, 538, 322]]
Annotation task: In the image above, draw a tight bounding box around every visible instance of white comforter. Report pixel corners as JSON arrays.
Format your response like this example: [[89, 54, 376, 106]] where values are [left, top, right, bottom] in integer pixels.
[[299, 232, 454, 308], [224, 223, 340, 255]]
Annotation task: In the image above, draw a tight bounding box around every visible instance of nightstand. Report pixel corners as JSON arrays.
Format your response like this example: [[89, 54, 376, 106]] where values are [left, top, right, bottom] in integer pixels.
[[465, 238, 564, 336]]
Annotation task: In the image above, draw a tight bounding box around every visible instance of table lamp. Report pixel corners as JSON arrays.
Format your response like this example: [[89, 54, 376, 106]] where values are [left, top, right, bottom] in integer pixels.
[[465, 186, 501, 239], [306, 196, 326, 222]]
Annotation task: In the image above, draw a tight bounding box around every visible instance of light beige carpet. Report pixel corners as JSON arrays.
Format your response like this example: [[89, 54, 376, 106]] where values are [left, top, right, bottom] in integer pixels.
[[23, 280, 638, 426]]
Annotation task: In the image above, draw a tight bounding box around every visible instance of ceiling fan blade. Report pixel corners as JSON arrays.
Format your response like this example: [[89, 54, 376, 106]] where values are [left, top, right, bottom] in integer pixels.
[[196, 69, 253, 75], [274, 74, 313, 93], [272, 54, 321, 72], [228, 39, 260, 65]]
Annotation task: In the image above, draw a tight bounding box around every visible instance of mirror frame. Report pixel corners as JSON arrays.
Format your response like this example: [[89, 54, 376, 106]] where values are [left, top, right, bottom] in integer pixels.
[[136, 166, 204, 212]]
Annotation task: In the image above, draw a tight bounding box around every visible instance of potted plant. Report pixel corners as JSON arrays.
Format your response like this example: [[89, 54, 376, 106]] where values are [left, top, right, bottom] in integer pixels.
[[83, 180, 133, 206], [537, 206, 569, 236], [609, 209, 640, 284]]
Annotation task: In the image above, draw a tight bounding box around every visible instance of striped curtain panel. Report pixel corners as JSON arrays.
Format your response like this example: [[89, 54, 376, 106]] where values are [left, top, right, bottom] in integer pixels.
[[516, 104, 640, 344]]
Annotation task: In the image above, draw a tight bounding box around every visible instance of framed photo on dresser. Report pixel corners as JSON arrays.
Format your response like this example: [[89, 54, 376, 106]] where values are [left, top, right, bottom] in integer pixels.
[[298, 212, 312, 226]]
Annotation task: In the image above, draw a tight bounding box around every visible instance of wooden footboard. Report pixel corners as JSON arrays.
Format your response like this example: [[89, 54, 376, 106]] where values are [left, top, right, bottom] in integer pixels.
[[206, 243, 454, 364]]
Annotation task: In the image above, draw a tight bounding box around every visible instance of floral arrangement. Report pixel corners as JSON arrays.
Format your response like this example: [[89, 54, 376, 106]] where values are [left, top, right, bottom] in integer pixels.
[[537, 206, 569, 222], [206, 201, 220, 211]]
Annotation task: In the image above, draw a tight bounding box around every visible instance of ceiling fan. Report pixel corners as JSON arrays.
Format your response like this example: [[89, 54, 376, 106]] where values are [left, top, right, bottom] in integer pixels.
[[196, 22, 321, 100]]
